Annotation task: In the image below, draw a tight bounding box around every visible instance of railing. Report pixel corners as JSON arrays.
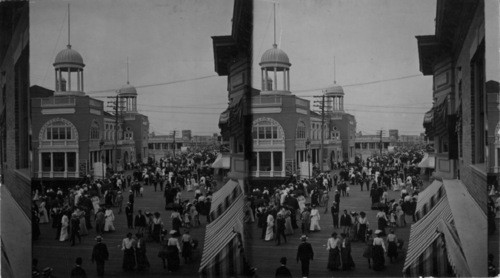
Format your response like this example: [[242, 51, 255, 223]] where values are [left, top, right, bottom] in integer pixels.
[[40, 140, 78, 147], [41, 96, 76, 107], [252, 95, 282, 106], [253, 139, 284, 146], [250, 171, 286, 177]]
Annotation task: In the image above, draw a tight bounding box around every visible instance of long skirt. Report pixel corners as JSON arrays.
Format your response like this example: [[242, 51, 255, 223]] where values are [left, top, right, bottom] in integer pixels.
[[377, 218, 387, 237], [310, 219, 321, 231], [358, 224, 367, 242], [284, 217, 294, 235], [372, 245, 385, 271], [153, 224, 162, 242], [79, 217, 88, 236], [387, 241, 398, 259], [182, 242, 192, 260], [172, 218, 182, 234], [327, 248, 341, 271], [123, 248, 136, 271], [166, 246, 180, 272], [136, 249, 150, 270], [59, 226, 69, 241], [341, 248, 355, 270], [265, 224, 274, 241]]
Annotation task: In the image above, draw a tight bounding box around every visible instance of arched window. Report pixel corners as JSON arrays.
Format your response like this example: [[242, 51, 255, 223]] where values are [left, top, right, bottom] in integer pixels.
[[90, 121, 100, 140], [296, 121, 306, 139], [252, 119, 283, 140], [43, 120, 76, 141]]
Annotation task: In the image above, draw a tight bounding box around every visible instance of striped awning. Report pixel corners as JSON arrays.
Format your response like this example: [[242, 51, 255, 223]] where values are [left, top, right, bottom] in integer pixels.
[[403, 196, 454, 275], [404, 179, 487, 277], [211, 153, 230, 169], [209, 179, 242, 221], [414, 179, 444, 221], [199, 194, 245, 276], [417, 153, 435, 169]]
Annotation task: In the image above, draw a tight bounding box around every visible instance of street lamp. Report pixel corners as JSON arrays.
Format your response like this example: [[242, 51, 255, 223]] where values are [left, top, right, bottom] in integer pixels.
[[99, 139, 105, 179], [306, 138, 311, 179]]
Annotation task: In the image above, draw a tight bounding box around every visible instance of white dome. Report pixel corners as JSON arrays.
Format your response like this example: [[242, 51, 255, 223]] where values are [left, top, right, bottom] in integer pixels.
[[324, 83, 344, 96], [118, 84, 137, 96], [260, 44, 291, 68], [53, 45, 84, 67]]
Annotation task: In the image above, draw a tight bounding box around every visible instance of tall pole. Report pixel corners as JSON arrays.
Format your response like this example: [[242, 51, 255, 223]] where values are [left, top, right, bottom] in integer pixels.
[[320, 94, 325, 172], [379, 129, 383, 155], [173, 130, 176, 158], [114, 95, 119, 172]]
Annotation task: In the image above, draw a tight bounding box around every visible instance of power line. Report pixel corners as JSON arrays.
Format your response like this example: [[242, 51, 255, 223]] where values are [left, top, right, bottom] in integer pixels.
[[293, 74, 423, 94], [137, 103, 226, 110], [137, 109, 221, 115], [87, 75, 218, 94], [42, 8, 67, 85]]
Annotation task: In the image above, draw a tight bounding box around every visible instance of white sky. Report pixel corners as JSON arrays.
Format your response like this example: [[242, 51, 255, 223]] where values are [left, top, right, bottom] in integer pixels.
[[30, 0, 234, 136], [253, 0, 437, 135]]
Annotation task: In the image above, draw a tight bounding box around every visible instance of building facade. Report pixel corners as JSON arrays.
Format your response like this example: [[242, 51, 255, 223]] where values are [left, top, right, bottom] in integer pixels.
[[403, 0, 499, 276], [30, 10, 148, 184], [0, 2, 31, 277]]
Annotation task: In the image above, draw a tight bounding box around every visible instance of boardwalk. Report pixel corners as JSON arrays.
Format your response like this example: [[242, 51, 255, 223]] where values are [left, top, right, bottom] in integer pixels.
[[33, 177, 209, 278], [249, 173, 418, 278]]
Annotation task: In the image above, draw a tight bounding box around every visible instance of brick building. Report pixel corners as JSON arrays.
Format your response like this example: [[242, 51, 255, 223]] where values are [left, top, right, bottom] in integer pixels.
[[0, 2, 31, 277], [30, 8, 148, 185], [403, 0, 499, 276]]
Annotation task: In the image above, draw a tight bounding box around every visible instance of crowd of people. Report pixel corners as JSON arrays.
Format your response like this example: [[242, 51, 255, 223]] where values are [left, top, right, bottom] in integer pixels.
[[32, 147, 219, 277], [247, 152, 423, 277]]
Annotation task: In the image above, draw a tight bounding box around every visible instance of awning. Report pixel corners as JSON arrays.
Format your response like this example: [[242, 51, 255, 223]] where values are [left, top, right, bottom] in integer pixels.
[[403, 179, 487, 277], [218, 109, 230, 125], [199, 194, 245, 277], [414, 179, 444, 221], [417, 153, 435, 169], [211, 153, 230, 169], [209, 179, 242, 221], [423, 108, 433, 124]]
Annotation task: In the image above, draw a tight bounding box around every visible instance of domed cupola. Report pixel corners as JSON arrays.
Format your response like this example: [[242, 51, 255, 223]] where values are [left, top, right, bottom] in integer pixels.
[[53, 5, 85, 96], [118, 58, 137, 113], [324, 82, 345, 112]]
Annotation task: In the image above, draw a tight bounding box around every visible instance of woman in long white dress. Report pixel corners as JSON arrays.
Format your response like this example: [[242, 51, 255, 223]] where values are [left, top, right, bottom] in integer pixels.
[[310, 205, 321, 231], [38, 201, 49, 224], [59, 213, 69, 241], [104, 207, 115, 232], [78, 209, 88, 236], [265, 214, 274, 241], [186, 176, 193, 192]]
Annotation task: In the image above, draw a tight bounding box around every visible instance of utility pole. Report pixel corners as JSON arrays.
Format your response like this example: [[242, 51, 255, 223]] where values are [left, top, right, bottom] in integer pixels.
[[107, 94, 124, 173], [314, 94, 328, 172], [379, 129, 384, 155], [172, 130, 176, 158]]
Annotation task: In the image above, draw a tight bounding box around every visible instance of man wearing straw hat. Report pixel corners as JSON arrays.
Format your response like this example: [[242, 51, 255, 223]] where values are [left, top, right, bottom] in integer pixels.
[[91, 235, 109, 277]]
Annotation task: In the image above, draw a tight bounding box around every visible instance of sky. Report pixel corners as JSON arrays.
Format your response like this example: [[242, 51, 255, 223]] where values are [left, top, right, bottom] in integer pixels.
[[30, 0, 233, 136], [253, 0, 437, 135]]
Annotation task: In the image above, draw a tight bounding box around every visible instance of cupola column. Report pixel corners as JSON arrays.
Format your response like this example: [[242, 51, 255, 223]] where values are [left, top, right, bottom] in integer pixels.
[[81, 70, 84, 91], [261, 69, 265, 90], [287, 69, 290, 90], [273, 67, 277, 91], [77, 69, 80, 91], [67, 67, 71, 91]]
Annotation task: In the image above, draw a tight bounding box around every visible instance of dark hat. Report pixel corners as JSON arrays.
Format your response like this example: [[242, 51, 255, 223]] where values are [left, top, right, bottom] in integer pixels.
[[280, 257, 287, 264]]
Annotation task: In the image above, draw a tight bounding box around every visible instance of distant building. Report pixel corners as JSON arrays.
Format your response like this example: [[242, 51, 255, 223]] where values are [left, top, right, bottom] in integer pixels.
[[354, 131, 392, 160], [389, 129, 399, 141], [0, 2, 31, 277], [182, 129, 192, 141]]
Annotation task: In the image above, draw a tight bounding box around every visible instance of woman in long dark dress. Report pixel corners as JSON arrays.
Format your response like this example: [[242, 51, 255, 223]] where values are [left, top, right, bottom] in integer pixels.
[[326, 232, 341, 271], [386, 229, 398, 263], [166, 231, 181, 272], [121, 232, 136, 271], [340, 233, 355, 270], [181, 230, 193, 264], [152, 212, 163, 242], [372, 230, 386, 271], [171, 209, 182, 234], [135, 233, 150, 271], [363, 230, 373, 268]]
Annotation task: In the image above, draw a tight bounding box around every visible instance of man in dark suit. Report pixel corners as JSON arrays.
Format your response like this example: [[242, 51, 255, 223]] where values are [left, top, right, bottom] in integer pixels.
[[296, 235, 314, 278], [125, 202, 134, 229], [275, 257, 292, 278], [70, 257, 87, 278], [91, 236, 109, 277]]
